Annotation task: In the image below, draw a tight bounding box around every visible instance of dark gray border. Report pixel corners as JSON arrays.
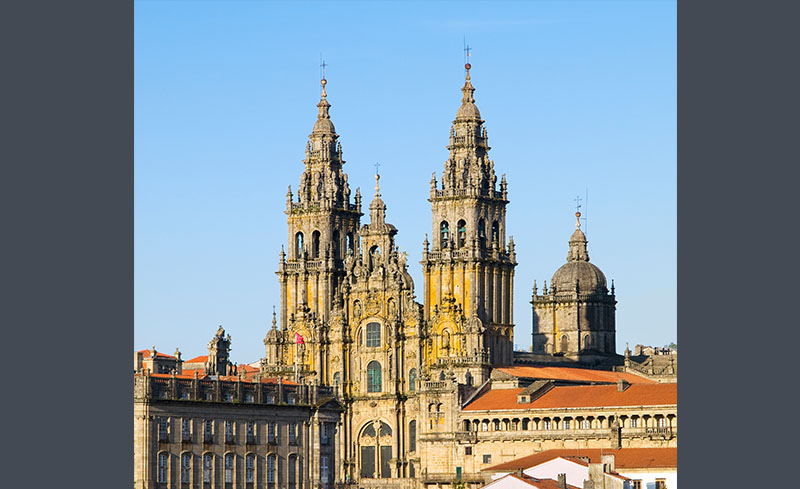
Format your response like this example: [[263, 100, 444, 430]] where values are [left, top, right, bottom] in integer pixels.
[[1, 0, 132, 485], [680, 0, 798, 485]]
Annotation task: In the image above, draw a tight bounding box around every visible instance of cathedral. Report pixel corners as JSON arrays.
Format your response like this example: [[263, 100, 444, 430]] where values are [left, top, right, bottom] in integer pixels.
[[134, 63, 676, 489]]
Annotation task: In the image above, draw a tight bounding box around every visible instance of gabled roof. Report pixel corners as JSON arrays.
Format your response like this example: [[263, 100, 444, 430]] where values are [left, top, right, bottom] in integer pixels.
[[487, 473, 581, 489], [464, 383, 676, 411], [496, 366, 654, 384], [138, 349, 176, 359], [484, 448, 677, 472]]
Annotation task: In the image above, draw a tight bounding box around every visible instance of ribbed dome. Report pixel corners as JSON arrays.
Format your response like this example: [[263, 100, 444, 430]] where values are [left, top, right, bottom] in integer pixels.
[[551, 260, 608, 294], [456, 102, 481, 120], [550, 212, 608, 294], [312, 117, 336, 135]]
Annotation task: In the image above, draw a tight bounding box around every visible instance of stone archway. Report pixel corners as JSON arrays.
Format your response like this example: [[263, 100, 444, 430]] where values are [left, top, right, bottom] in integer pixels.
[[358, 421, 393, 479]]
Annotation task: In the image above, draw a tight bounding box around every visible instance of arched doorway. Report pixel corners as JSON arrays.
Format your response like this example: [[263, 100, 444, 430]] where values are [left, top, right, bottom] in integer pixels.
[[359, 421, 393, 479]]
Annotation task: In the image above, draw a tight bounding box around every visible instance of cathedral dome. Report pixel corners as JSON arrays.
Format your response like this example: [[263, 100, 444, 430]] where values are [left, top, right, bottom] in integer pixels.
[[456, 101, 481, 120], [550, 212, 608, 295], [312, 117, 336, 135]]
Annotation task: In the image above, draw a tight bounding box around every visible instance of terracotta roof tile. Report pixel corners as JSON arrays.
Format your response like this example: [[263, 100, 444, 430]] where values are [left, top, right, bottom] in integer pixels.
[[139, 350, 176, 359], [184, 355, 209, 364], [492, 474, 580, 489], [484, 448, 677, 472], [496, 366, 654, 384], [464, 383, 676, 411]]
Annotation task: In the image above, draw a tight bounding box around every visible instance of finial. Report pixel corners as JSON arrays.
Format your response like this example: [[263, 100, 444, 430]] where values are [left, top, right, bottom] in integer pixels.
[[272, 306, 277, 329], [611, 279, 615, 295], [320, 57, 328, 97], [533, 280, 537, 295], [464, 43, 472, 80], [374, 173, 381, 197], [575, 211, 582, 229]]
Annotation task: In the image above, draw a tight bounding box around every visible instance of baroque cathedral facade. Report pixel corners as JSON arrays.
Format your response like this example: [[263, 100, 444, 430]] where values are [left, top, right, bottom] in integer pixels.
[[135, 64, 676, 489]]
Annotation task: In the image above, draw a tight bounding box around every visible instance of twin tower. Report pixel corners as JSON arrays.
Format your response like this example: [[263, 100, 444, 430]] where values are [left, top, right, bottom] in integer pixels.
[[262, 64, 617, 395]]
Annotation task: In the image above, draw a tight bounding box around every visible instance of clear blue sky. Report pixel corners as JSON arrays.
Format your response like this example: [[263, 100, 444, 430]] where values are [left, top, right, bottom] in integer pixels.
[[135, 1, 676, 364]]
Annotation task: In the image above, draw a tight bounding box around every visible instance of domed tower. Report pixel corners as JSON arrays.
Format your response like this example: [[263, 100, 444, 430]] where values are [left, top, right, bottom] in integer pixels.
[[273, 76, 362, 382], [421, 62, 517, 381], [531, 212, 617, 357]]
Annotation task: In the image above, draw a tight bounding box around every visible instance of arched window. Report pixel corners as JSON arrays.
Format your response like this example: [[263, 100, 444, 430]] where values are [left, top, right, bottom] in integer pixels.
[[367, 361, 382, 392], [346, 232, 354, 256], [408, 368, 417, 391], [584, 334, 591, 349], [241, 453, 253, 483], [267, 454, 277, 486], [409, 420, 417, 452], [582, 419, 591, 429], [369, 245, 381, 269], [312, 230, 321, 258], [295, 232, 304, 257], [491, 221, 499, 244], [366, 322, 381, 347], [181, 452, 191, 483], [288, 454, 298, 489], [465, 370, 473, 386], [332, 230, 340, 259], [457, 219, 467, 248], [478, 219, 486, 248], [560, 334, 569, 353], [203, 453, 213, 483], [440, 221, 450, 248], [157, 452, 168, 483], [439, 371, 446, 381], [224, 453, 234, 483], [333, 372, 341, 388]]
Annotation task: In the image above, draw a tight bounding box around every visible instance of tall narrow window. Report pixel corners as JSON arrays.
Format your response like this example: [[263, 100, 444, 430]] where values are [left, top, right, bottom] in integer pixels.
[[658, 417, 668, 428], [181, 452, 191, 483], [158, 418, 169, 441], [346, 232, 354, 255], [409, 420, 417, 452], [182, 418, 191, 441], [267, 454, 276, 486], [333, 372, 341, 389], [457, 219, 467, 248], [320, 456, 330, 485], [409, 461, 415, 478], [289, 423, 297, 444], [245, 454, 255, 483], [157, 452, 168, 483], [204, 420, 213, 443], [332, 230, 340, 259], [478, 219, 486, 248], [561, 335, 569, 353], [268, 423, 277, 444], [288, 454, 297, 489], [408, 368, 417, 391], [203, 453, 213, 483], [630, 417, 638, 428], [563, 419, 571, 430], [366, 322, 381, 347], [225, 420, 234, 443], [440, 221, 450, 248], [246, 421, 255, 444], [312, 230, 321, 258], [320, 423, 330, 445], [367, 361, 382, 392], [224, 453, 234, 483], [491, 221, 499, 244], [295, 232, 304, 257], [582, 419, 591, 429]]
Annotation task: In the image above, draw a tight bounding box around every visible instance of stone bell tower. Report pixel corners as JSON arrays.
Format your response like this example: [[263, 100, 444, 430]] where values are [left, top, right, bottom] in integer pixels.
[[272, 76, 362, 381], [421, 62, 517, 381]]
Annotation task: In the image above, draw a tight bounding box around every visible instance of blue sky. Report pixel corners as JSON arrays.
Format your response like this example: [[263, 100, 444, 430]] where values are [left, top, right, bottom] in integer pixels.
[[135, 1, 676, 364]]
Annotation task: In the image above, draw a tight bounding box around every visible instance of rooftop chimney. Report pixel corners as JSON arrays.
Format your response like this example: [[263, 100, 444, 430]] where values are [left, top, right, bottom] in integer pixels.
[[557, 473, 567, 489], [601, 453, 616, 472]]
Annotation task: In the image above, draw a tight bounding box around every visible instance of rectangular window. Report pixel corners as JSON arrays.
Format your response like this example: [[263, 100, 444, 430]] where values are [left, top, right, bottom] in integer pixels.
[[632, 480, 642, 489], [320, 424, 329, 445], [288, 455, 297, 489], [658, 417, 667, 427], [225, 420, 235, 443], [203, 454, 213, 483], [246, 454, 255, 483], [181, 453, 191, 483], [581, 419, 591, 429], [380, 446, 391, 478], [268, 422, 277, 444], [630, 418, 638, 428], [204, 420, 214, 442], [543, 420, 551, 430], [366, 322, 381, 347], [289, 423, 297, 444], [320, 455, 330, 485], [246, 421, 255, 444], [482, 454, 491, 464], [182, 418, 191, 441], [655, 479, 667, 489], [563, 419, 570, 430], [267, 455, 276, 484], [158, 418, 169, 441], [158, 452, 168, 483], [464, 446, 472, 455], [224, 453, 234, 483], [409, 420, 417, 452]]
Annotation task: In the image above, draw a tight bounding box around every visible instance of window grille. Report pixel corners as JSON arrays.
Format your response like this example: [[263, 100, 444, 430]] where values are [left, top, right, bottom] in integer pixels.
[[224, 453, 234, 483], [157, 452, 168, 483]]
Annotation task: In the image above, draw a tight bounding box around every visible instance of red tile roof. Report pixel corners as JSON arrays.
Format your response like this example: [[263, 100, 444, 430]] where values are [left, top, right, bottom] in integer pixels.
[[464, 383, 676, 411], [484, 448, 677, 472], [138, 349, 176, 359], [496, 366, 654, 384], [184, 355, 209, 364], [491, 474, 580, 489]]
